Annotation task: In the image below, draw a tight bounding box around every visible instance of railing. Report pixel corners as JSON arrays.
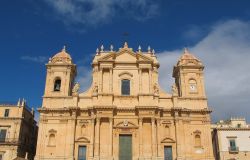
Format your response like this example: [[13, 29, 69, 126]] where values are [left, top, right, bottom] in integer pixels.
[[0, 138, 19, 144], [228, 146, 239, 153]]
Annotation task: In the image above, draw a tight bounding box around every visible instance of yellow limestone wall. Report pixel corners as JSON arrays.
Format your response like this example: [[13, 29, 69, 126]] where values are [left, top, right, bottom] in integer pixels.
[[35, 44, 215, 160]]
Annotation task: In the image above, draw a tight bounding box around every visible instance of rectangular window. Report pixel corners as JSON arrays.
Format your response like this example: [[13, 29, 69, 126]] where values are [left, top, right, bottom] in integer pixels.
[[121, 79, 130, 95], [4, 109, 9, 117], [0, 129, 7, 142], [78, 146, 86, 160], [229, 139, 236, 147], [229, 139, 237, 151]]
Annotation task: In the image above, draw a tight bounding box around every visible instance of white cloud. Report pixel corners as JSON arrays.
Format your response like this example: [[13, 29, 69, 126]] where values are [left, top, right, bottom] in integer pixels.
[[76, 65, 92, 92], [44, 0, 158, 29], [182, 24, 209, 42], [74, 19, 250, 122], [21, 56, 48, 63], [158, 19, 250, 122]]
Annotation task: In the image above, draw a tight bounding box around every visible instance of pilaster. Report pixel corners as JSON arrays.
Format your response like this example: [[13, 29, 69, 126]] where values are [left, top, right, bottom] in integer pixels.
[[70, 110, 77, 159], [94, 117, 100, 158], [156, 119, 160, 157], [109, 117, 113, 158], [175, 114, 183, 160], [89, 118, 95, 159], [152, 117, 157, 157], [139, 117, 143, 157], [139, 69, 142, 93]]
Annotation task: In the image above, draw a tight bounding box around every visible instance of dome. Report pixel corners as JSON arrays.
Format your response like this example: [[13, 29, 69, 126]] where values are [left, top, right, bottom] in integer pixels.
[[50, 46, 72, 64], [177, 48, 202, 66]]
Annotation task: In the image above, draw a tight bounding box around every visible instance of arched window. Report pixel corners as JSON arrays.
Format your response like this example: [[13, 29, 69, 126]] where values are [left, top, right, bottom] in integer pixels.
[[195, 134, 201, 147], [121, 79, 130, 95], [189, 79, 197, 92], [48, 134, 56, 146], [54, 79, 61, 91]]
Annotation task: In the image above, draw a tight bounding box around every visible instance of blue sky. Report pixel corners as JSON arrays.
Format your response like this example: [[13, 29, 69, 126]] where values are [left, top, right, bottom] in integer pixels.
[[1, 0, 250, 122]]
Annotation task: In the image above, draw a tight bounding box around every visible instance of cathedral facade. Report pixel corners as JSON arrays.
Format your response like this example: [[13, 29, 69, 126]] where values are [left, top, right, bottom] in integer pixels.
[[35, 43, 214, 160]]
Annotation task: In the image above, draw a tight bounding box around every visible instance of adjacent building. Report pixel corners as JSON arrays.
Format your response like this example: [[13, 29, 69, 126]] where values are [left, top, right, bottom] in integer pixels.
[[212, 117, 250, 160], [35, 43, 215, 160], [0, 99, 38, 160]]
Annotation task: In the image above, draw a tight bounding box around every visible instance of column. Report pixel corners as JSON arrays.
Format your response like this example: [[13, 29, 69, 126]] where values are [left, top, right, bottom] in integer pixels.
[[139, 118, 143, 156], [156, 119, 160, 157], [109, 118, 113, 157], [94, 117, 100, 158], [90, 118, 95, 158], [151, 117, 156, 157], [174, 113, 183, 160]]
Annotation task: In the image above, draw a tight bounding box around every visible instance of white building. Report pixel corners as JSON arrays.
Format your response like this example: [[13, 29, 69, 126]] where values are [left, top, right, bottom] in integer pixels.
[[212, 117, 250, 160]]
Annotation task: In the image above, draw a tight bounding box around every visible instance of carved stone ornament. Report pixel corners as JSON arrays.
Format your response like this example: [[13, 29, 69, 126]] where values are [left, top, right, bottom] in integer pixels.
[[172, 83, 178, 95], [92, 83, 98, 95], [72, 82, 80, 95], [153, 83, 159, 95], [123, 120, 128, 126]]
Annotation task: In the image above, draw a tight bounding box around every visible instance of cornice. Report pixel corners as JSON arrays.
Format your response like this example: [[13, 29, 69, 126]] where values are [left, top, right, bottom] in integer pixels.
[[0, 117, 23, 120], [46, 63, 76, 67], [216, 128, 250, 131], [177, 97, 207, 100], [38, 106, 212, 116], [135, 106, 159, 110], [38, 107, 71, 113], [43, 94, 207, 100], [92, 105, 116, 108], [116, 107, 136, 112], [138, 93, 155, 96], [162, 108, 212, 114], [114, 95, 137, 98], [98, 59, 115, 63], [42, 96, 74, 99]]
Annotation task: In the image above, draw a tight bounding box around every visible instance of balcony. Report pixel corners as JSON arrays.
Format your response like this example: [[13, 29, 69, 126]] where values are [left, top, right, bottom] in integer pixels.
[[0, 138, 19, 145], [228, 146, 239, 153]]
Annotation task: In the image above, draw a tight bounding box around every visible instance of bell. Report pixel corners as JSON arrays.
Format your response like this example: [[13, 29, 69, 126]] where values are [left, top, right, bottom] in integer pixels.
[[55, 84, 60, 91]]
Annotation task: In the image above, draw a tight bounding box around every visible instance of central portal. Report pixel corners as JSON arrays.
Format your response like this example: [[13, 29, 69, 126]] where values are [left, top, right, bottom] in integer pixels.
[[119, 135, 132, 160]]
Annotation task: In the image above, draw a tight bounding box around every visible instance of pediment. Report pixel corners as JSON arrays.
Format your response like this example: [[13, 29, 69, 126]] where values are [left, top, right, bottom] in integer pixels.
[[193, 130, 201, 135], [161, 137, 175, 143], [97, 49, 153, 63], [115, 120, 138, 128], [115, 48, 138, 62], [136, 53, 153, 61], [48, 129, 57, 134], [118, 71, 133, 77], [98, 52, 116, 61], [76, 136, 90, 143]]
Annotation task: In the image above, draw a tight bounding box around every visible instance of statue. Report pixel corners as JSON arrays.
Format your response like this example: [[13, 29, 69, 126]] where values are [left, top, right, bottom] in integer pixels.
[[153, 83, 159, 95], [72, 82, 80, 94], [172, 83, 178, 95], [92, 83, 98, 95]]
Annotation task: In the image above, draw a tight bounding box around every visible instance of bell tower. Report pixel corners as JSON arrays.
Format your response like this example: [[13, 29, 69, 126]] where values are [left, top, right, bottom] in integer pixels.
[[172, 48, 206, 98], [44, 46, 76, 97]]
